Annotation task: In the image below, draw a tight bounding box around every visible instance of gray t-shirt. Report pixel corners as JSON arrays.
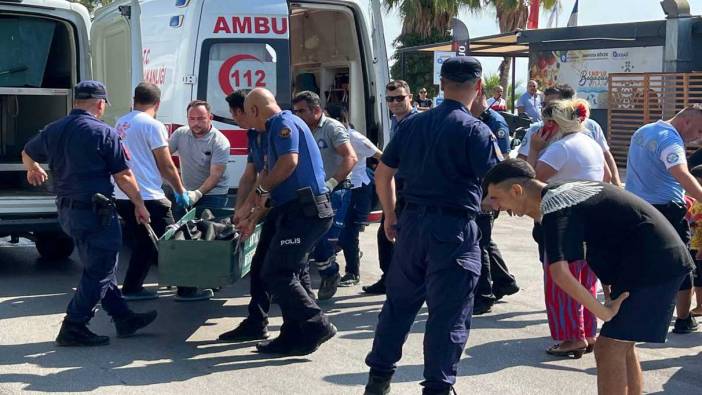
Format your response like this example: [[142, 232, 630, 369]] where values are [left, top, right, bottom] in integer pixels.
[[313, 115, 350, 180], [168, 126, 230, 195]]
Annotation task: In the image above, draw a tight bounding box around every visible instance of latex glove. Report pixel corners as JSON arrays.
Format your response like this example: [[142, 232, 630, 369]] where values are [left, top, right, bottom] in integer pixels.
[[175, 191, 192, 208], [325, 178, 339, 192], [187, 190, 203, 205]]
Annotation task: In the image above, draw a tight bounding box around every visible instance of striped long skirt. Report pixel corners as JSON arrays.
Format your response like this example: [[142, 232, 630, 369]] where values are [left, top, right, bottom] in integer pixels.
[[543, 258, 598, 341]]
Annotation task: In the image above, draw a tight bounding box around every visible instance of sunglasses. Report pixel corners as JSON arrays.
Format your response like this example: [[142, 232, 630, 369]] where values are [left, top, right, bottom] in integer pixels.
[[385, 95, 407, 103], [292, 108, 306, 115]]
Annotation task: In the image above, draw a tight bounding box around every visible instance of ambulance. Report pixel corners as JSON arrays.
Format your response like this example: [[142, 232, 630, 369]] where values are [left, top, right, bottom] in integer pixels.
[[91, 0, 392, 189], [0, 0, 91, 259]]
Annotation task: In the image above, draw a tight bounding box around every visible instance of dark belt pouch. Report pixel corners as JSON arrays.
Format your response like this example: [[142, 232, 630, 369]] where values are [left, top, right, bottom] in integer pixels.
[[92, 193, 115, 227], [296, 187, 333, 219]]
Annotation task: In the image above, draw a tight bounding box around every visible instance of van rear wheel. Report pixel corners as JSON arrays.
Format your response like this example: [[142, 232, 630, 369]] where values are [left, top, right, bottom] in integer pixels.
[[35, 232, 74, 260]]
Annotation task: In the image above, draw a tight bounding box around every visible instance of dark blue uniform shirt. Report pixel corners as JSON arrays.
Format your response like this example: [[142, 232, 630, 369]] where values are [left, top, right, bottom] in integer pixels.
[[480, 108, 510, 154], [24, 109, 129, 201], [266, 110, 328, 205], [247, 128, 268, 173], [381, 99, 498, 214]]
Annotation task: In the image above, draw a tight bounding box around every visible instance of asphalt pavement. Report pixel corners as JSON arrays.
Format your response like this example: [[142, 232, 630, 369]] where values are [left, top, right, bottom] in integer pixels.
[[1, 215, 700, 394]]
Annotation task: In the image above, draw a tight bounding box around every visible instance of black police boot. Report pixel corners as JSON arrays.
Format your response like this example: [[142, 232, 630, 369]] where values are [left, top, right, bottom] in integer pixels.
[[363, 372, 392, 395], [362, 278, 386, 295], [114, 310, 158, 337], [672, 314, 699, 334], [218, 319, 269, 342], [318, 272, 341, 301], [493, 283, 520, 301], [422, 386, 456, 395], [255, 331, 297, 355], [56, 320, 110, 347], [472, 299, 493, 315], [290, 320, 337, 356]]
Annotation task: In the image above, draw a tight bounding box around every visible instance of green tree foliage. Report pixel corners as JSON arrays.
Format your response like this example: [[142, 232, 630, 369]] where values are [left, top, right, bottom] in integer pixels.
[[385, 0, 558, 97]]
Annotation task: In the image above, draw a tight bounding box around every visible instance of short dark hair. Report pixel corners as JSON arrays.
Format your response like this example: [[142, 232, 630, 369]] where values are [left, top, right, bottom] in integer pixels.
[[326, 103, 349, 125], [386, 80, 410, 93], [187, 100, 211, 114], [134, 82, 161, 105], [544, 84, 575, 100], [225, 90, 248, 111], [482, 158, 536, 192], [292, 91, 322, 109]]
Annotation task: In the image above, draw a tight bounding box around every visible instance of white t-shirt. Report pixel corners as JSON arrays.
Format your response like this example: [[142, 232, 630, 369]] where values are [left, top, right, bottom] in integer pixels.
[[348, 129, 379, 188], [538, 132, 605, 183], [487, 97, 507, 110], [113, 111, 169, 200], [518, 118, 609, 157]]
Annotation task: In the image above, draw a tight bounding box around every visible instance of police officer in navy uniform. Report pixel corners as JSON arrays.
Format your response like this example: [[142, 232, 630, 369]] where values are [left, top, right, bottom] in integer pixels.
[[21, 81, 158, 346], [218, 89, 275, 342], [238, 88, 336, 355], [363, 57, 499, 395]]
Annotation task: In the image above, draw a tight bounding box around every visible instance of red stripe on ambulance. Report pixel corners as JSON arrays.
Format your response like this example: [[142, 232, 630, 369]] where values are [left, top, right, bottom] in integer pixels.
[[221, 129, 248, 156]]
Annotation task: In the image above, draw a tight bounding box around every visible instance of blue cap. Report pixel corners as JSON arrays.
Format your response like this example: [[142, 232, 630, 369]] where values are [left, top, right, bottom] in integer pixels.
[[440, 56, 482, 83], [74, 80, 110, 104]]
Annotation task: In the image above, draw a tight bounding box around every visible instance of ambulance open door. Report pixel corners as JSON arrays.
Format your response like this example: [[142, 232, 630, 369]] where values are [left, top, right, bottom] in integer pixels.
[[91, 0, 144, 126]]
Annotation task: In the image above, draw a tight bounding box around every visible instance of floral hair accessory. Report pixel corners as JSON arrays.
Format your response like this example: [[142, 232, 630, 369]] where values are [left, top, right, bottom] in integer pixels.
[[574, 102, 588, 122]]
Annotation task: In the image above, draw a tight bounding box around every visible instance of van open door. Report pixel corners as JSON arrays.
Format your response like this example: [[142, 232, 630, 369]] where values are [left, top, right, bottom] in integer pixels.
[[91, 0, 144, 126], [370, 0, 391, 149]]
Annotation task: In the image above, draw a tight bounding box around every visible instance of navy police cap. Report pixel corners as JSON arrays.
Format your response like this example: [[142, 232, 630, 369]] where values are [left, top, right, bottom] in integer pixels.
[[440, 56, 482, 83], [74, 80, 110, 104]]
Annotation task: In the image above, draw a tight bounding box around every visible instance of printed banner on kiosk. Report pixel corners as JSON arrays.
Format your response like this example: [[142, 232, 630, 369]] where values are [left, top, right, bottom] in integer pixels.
[[529, 46, 663, 109]]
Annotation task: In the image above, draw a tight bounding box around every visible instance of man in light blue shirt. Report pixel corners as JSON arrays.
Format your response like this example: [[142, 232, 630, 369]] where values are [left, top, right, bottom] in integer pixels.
[[517, 80, 543, 122], [625, 105, 702, 335]]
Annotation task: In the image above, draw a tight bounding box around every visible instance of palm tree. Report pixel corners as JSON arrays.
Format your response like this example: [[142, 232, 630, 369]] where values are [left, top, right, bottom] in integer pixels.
[[385, 0, 558, 95], [466, 0, 559, 91]]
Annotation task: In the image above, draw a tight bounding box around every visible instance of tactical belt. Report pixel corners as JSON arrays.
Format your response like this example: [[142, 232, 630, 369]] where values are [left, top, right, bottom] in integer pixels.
[[57, 198, 93, 210], [403, 202, 476, 220]]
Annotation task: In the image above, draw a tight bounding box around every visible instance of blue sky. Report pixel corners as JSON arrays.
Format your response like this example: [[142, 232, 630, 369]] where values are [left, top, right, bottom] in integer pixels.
[[381, 0, 702, 91]]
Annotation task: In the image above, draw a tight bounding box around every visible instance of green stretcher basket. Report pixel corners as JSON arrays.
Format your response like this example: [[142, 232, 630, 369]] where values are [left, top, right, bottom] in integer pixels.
[[158, 207, 260, 288]]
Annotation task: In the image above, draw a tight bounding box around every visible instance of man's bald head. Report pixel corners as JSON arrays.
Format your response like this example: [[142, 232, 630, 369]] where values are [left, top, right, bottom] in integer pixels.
[[245, 88, 281, 131]]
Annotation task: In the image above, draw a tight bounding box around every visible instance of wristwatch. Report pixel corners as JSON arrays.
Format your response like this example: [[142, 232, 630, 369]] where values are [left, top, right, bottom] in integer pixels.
[[256, 184, 270, 197]]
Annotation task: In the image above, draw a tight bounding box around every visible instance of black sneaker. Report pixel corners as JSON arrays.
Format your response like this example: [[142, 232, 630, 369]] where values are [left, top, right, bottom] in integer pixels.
[[364, 372, 391, 395], [318, 273, 341, 300], [362, 279, 386, 295], [493, 283, 520, 301], [473, 302, 493, 315], [114, 310, 158, 337], [290, 321, 337, 356], [673, 314, 699, 334], [422, 386, 455, 395], [218, 319, 269, 342], [56, 320, 110, 347], [255, 334, 297, 355], [339, 273, 360, 287]]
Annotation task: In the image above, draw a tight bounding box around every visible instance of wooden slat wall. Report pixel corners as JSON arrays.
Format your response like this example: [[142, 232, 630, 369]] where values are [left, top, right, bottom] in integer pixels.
[[608, 72, 702, 168]]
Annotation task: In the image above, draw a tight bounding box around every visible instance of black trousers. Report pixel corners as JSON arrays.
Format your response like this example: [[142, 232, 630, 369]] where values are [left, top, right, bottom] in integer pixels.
[[261, 205, 332, 333], [475, 212, 517, 304], [376, 198, 405, 282], [116, 199, 174, 294]]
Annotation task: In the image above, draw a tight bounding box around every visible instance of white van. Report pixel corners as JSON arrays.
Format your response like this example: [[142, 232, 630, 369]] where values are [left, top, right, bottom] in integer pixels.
[[91, 0, 391, 190], [0, 0, 91, 259]]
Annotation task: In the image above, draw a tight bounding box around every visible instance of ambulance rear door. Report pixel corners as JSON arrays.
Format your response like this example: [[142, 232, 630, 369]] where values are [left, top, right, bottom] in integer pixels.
[[194, 0, 292, 188], [91, 0, 144, 127], [369, 0, 391, 147]]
